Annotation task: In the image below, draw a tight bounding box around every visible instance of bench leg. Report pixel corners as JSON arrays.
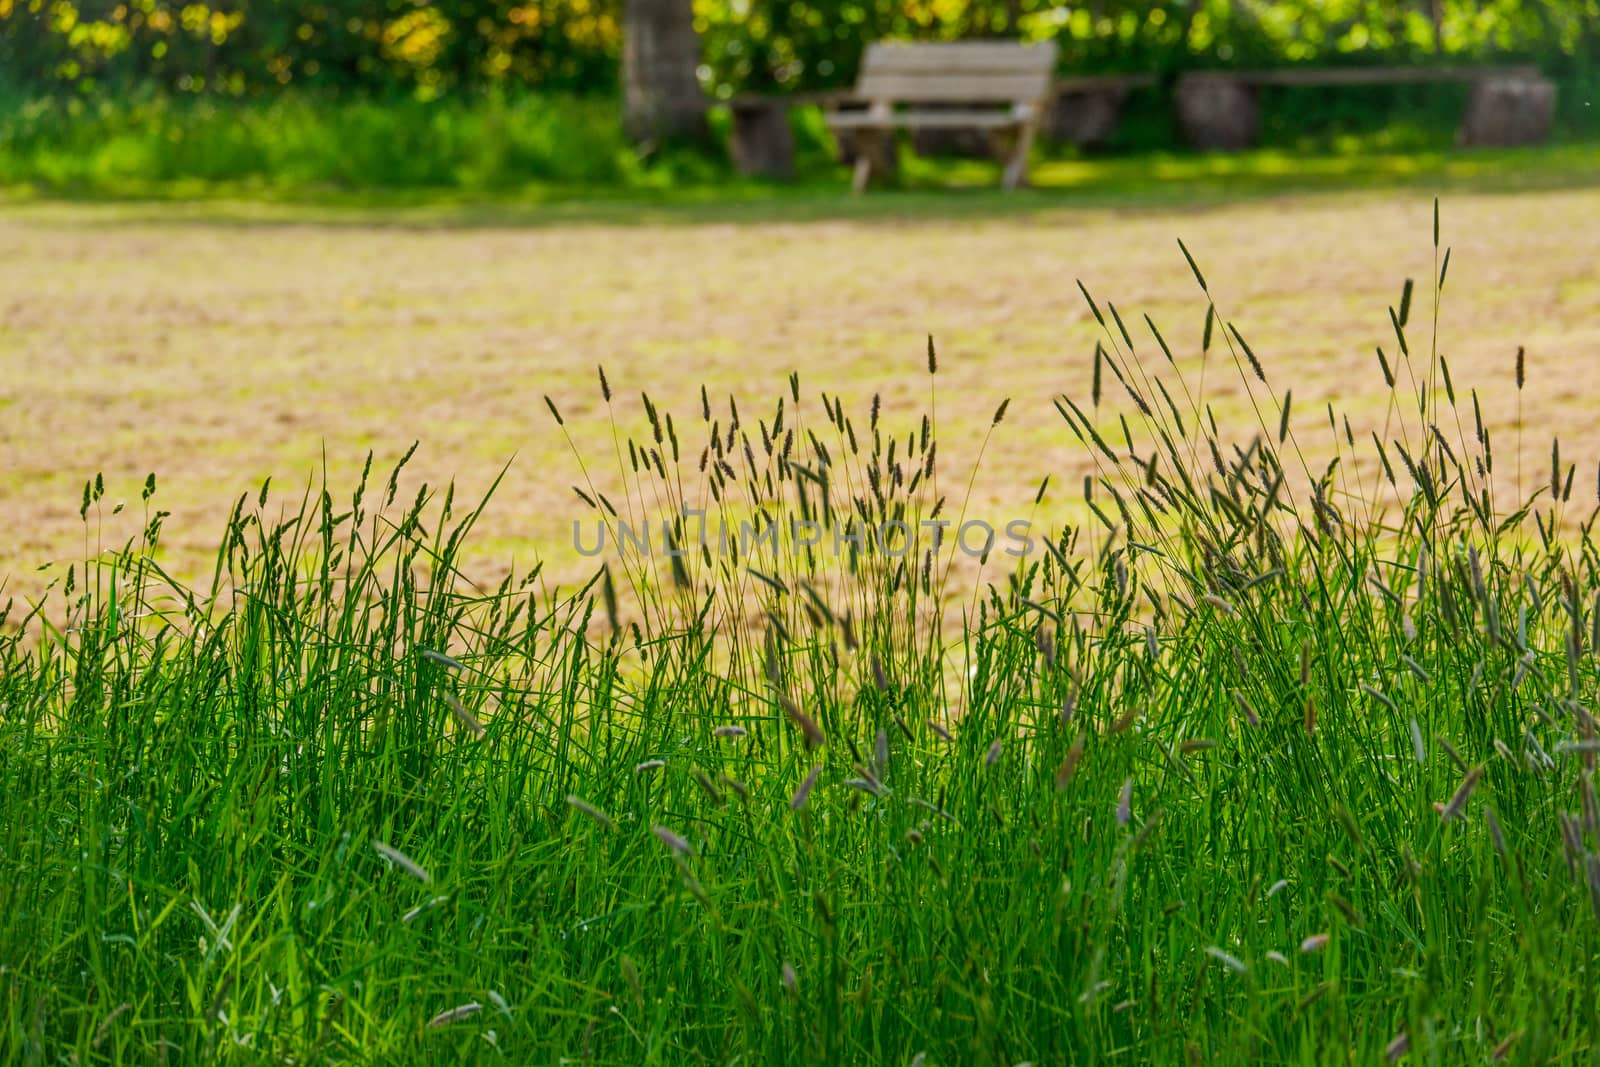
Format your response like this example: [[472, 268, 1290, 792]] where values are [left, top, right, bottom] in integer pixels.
[[852, 148, 874, 194], [1001, 120, 1037, 190], [848, 129, 896, 193]]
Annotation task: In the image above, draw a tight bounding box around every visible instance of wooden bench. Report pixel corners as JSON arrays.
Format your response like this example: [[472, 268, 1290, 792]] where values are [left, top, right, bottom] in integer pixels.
[[823, 41, 1059, 192], [1174, 65, 1556, 151]]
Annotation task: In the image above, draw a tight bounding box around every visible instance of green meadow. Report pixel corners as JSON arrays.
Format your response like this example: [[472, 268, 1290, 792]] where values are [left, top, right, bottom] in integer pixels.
[[4, 208, 1600, 1063]]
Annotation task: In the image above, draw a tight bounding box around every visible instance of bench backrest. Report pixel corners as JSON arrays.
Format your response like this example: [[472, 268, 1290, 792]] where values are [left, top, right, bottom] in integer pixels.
[[854, 41, 1059, 106]]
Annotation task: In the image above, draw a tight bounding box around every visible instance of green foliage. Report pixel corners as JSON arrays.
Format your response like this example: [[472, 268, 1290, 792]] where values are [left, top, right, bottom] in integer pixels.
[[4, 220, 1600, 1061], [0, 88, 654, 190], [3, 0, 1597, 99]]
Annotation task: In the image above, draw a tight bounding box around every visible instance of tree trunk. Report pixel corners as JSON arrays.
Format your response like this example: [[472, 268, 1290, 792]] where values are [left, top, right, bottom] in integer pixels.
[[622, 0, 709, 147]]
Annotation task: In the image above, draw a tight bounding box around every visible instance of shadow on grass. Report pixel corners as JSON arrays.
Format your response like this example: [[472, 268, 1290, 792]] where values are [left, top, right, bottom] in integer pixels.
[[3, 141, 1598, 231]]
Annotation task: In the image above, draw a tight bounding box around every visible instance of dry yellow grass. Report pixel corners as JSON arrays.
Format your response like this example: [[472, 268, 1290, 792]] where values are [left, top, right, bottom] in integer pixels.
[[3, 187, 1599, 606]]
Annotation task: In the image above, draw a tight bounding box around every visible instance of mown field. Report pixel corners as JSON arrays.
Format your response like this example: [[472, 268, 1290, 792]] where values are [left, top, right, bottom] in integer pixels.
[[3, 168, 1600, 607], [4, 169, 1600, 1063]]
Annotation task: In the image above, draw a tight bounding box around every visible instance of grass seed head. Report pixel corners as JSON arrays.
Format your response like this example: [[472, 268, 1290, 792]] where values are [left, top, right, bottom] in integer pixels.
[[1204, 946, 1245, 974], [443, 692, 486, 740], [652, 825, 692, 855], [1438, 764, 1484, 822], [790, 764, 822, 811], [372, 841, 430, 884], [778, 693, 825, 749], [427, 1003, 481, 1029], [566, 795, 615, 830]]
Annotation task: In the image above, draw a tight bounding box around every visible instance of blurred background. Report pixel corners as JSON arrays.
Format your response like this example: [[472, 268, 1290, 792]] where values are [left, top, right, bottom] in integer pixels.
[[2, 0, 1597, 194]]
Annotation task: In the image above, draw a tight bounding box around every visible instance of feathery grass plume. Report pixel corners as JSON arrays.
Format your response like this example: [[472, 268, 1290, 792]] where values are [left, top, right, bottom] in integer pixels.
[[1232, 690, 1261, 727], [713, 725, 747, 739], [443, 693, 486, 739], [1230, 325, 1265, 381], [1516, 345, 1526, 389], [1438, 765, 1484, 822], [781, 962, 799, 996], [748, 568, 788, 596], [1300, 933, 1330, 953], [1558, 812, 1584, 872], [1587, 851, 1600, 927], [401, 895, 449, 923], [871, 654, 889, 692], [1410, 719, 1426, 763], [692, 768, 725, 805], [1388, 306, 1409, 357], [1177, 238, 1208, 293], [840, 611, 858, 651], [1204, 946, 1245, 974], [1485, 807, 1508, 859], [1060, 678, 1080, 726], [1201, 593, 1236, 616], [927, 719, 954, 743], [597, 364, 611, 403], [543, 395, 564, 426], [1116, 778, 1133, 826], [1327, 891, 1364, 926], [372, 841, 430, 884], [1491, 1033, 1524, 1063], [1385, 1031, 1409, 1062], [926, 334, 937, 374], [566, 795, 615, 831], [845, 776, 884, 797], [601, 564, 618, 635], [1399, 277, 1415, 327], [92, 1003, 131, 1050], [428, 1003, 481, 1029], [420, 647, 465, 672], [1375, 346, 1395, 388], [652, 826, 692, 855], [992, 398, 1010, 426], [1076, 278, 1107, 327], [1108, 704, 1141, 734], [1583, 772, 1600, 837], [1055, 735, 1086, 790], [634, 759, 665, 774], [984, 738, 1003, 767], [778, 693, 825, 749], [790, 764, 822, 811]]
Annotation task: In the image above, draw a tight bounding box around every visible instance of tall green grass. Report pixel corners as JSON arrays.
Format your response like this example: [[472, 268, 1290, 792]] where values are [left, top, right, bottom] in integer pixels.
[[4, 211, 1600, 1063]]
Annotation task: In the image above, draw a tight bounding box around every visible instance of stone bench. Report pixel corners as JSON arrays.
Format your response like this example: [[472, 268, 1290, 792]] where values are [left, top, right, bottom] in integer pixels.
[[1174, 65, 1557, 152]]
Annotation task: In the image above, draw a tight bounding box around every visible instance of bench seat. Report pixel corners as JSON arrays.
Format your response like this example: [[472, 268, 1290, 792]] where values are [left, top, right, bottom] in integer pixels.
[[825, 109, 1031, 131]]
